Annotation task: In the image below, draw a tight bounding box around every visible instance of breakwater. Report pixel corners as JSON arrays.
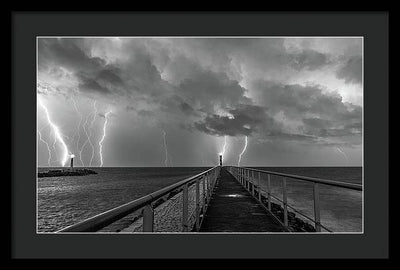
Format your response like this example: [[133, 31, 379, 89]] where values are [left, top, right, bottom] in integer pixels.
[[38, 168, 97, 178]]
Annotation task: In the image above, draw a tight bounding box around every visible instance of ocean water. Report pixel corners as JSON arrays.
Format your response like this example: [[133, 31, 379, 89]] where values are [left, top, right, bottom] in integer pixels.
[[251, 167, 362, 232], [37, 166, 362, 233]]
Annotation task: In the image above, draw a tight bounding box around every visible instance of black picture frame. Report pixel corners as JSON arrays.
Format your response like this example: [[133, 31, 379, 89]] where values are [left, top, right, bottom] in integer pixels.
[[11, 11, 389, 259]]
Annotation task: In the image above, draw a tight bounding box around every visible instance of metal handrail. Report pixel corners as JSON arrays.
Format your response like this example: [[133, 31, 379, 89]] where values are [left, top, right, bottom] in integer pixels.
[[261, 187, 332, 232], [226, 166, 362, 232], [58, 166, 220, 232], [243, 167, 362, 191]]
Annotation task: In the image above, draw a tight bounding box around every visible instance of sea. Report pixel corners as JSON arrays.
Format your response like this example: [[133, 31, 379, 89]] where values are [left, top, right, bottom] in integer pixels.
[[37, 166, 362, 233]]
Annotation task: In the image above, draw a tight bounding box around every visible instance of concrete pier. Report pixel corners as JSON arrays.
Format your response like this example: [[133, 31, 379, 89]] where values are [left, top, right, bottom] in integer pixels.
[[200, 168, 286, 232]]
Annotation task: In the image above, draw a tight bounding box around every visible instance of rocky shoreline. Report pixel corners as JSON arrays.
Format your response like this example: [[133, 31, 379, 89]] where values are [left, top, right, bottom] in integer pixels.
[[38, 169, 98, 178], [117, 184, 201, 233]]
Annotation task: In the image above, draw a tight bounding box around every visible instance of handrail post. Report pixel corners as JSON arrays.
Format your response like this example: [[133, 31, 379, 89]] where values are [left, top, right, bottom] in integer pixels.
[[258, 171, 261, 202], [246, 169, 250, 191], [251, 170, 255, 196], [267, 174, 271, 210], [208, 173, 211, 201], [182, 184, 189, 232], [282, 177, 288, 227], [212, 170, 215, 189], [242, 168, 245, 186], [248, 170, 251, 191], [244, 168, 246, 186], [246, 169, 248, 189], [313, 183, 322, 232], [202, 175, 206, 212], [205, 173, 209, 203], [248, 170, 250, 191], [142, 204, 154, 232], [195, 178, 200, 231]]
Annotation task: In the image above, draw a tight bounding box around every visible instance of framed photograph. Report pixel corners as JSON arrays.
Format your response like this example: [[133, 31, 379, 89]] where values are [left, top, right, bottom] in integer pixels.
[[11, 12, 389, 259]]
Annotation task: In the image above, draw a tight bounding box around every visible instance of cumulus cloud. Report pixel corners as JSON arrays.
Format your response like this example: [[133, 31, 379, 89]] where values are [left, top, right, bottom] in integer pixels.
[[250, 80, 362, 144], [38, 38, 107, 74], [336, 55, 362, 84], [194, 104, 277, 137], [37, 37, 363, 167], [75, 72, 111, 94], [177, 69, 251, 114], [290, 49, 331, 71]]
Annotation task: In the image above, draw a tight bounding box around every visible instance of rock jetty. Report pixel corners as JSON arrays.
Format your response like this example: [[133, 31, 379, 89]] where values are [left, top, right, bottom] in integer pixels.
[[38, 169, 98, 178]]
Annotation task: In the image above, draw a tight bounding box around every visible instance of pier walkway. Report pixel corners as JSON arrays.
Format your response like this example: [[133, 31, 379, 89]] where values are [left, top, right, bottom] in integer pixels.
[[200, 168, 286, 232], [57, 165, 362, 233]]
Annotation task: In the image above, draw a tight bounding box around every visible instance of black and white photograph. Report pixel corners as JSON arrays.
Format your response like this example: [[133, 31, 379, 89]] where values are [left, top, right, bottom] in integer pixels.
[[11, 12, 389, 259], [37, 37, 363, 233]]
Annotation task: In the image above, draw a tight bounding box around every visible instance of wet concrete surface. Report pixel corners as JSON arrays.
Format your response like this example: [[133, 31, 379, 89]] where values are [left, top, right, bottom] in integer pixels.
[[199, 168, 286, 232]]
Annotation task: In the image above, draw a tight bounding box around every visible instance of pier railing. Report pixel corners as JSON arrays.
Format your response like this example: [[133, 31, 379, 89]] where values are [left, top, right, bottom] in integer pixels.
[[226, 166, 362, 232], [57, 166, 220, 233]]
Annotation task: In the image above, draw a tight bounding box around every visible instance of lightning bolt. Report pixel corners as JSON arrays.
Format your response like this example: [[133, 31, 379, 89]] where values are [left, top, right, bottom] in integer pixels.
[[38, 98, 69, 167], [99, 111, 112, 167], [336, 147, 349, 164], [37, 127, 52, 167], [52, 131, 58, 163], [88, 101, 98, 166], [162, 130, 168, 167], [238, 136, 248, 167], [71, 97, 83, 166], [79, 113, 92, 167], [219, 136, 227, 158], [79, 100, 97, 167]]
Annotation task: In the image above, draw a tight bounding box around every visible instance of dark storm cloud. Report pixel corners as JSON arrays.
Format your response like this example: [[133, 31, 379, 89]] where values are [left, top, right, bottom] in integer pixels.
[[38, 38, 106, 73], [121, 48, 166, 96], [318, 128, 359, 137], [178, 101, 198, 116], [252, 80, 362, 144], [266, 132, 319, 142], [137, 109, 156, 117], [178, 69, 251, 113], [37, 37, 363, 166], [38, 38, 128, 96], [126, 105, 135, 112], [290, 49, 330, 71], [125, 106, 156, 118], [302, 118, 362, 138], [75, 72, 111, 94], [194, 104, 277, 137], [302, 118, 333, 129], [97, 68, 124, 86], [336, 55, 362, 84], [194, 114, 251, 136], [252, 80, 356, 119]]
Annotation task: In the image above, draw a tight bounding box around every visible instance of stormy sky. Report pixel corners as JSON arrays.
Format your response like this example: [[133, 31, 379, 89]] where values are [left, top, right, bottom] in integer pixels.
[[37, 37, 363, 167]]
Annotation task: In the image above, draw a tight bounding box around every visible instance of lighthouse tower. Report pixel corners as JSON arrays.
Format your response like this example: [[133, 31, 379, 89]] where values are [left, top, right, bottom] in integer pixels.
[[70, 154, 75, 169]]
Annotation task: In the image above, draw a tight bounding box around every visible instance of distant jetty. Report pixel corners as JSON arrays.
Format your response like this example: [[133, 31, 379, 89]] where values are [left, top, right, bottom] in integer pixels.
[[38, 169, 98, 178]]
